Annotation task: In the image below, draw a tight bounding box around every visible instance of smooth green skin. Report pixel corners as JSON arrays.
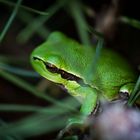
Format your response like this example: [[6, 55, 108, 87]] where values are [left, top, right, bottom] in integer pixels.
[[31, 32, 136, 117]]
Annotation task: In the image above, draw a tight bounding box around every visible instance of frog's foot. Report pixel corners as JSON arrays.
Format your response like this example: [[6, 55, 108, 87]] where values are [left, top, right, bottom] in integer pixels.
[[57, 117, 87, 140]]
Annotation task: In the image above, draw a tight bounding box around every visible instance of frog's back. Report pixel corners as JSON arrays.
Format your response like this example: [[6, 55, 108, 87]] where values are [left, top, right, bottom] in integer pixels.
[[46, 32, 136, 86], [91, 49, 136, 99]]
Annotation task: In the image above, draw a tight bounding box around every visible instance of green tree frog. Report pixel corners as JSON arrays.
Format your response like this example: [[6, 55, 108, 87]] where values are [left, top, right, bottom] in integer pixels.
[[31, 32, 136, 117]]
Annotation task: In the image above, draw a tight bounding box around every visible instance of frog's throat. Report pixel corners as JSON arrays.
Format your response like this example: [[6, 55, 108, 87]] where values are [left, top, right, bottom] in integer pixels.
[[33, 56, 89, 87]]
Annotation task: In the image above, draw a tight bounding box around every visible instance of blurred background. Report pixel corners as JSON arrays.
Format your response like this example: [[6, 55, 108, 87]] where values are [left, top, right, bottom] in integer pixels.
[[0, 0, 140, 139]]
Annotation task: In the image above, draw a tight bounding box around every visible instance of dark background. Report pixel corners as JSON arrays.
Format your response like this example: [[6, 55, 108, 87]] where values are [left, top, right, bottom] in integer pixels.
[[0, 0, 140, 139]]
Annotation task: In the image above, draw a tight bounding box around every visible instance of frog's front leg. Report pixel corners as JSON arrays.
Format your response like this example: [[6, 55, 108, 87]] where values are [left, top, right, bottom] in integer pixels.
[[68, 86, 98, 125], [80, 87, 98, 116], [57, 87, 98, 139]]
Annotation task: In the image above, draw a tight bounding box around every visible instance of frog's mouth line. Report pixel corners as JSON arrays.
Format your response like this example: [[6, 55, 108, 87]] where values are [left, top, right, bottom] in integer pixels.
[[33, 56, 88, 86]]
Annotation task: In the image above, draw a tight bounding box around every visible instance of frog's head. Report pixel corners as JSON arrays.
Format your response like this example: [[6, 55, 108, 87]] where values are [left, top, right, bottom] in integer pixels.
[[31, 52, 64, 83], [31, 32, 86, 91]]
